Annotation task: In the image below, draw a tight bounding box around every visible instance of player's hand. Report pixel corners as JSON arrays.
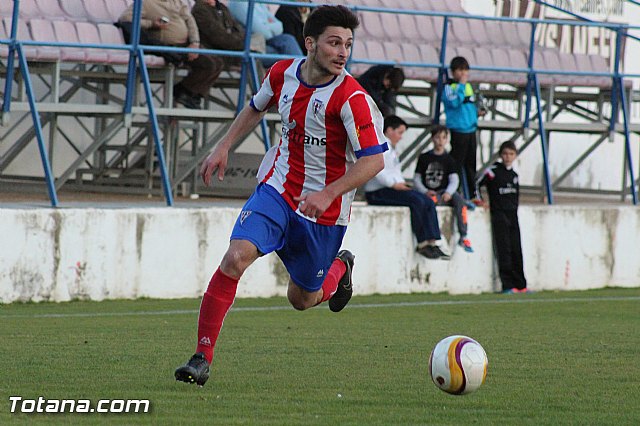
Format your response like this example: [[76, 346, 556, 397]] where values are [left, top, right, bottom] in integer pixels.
[[294, 191, 333, 219], [199, 146, 228, 186], [392, 182, 411, 191], [441, 192, 452, 203]]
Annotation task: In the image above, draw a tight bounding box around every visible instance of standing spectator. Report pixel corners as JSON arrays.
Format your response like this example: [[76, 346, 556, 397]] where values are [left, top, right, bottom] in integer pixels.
[[118, 0, 223, 110], [275, 0, 311, 54], [476, 141, 528, 293], [228, 0, 303, 68], [364, 116, 449, 260], [414, 125, 473, 253], [442, 56, 486, 199], [357, 65, 405, 118], [191, 0, 266, 69]]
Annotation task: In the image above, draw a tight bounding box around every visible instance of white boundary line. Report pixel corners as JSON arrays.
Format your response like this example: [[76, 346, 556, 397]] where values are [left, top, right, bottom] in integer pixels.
[[1, 295, 639, 319]]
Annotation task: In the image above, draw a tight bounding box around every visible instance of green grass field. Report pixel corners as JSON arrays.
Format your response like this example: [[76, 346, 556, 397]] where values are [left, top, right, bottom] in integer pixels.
[[1, 288, 640, 425]]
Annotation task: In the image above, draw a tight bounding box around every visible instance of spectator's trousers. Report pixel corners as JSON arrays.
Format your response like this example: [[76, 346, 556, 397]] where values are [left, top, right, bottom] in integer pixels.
[[490, 209, 527, 291], [365, 188, 441, 243]]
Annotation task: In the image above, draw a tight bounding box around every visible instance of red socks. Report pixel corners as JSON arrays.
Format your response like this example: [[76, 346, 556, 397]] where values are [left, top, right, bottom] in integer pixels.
[[196, 267, 239, 363], [319, 258, 347, 303]]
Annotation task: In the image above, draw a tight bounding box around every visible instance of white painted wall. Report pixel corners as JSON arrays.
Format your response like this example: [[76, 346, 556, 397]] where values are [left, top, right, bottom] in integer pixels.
[[1, 204, 638, 303]]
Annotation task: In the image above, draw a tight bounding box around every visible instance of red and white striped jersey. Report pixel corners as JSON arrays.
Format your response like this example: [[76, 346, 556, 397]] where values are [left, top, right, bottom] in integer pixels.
[[251, 58, 388, 226]]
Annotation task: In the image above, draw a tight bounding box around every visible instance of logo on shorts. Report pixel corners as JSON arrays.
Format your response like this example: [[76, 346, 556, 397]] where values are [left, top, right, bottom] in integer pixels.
[[316, 269, 324, 278], [199, 336, 211, 347], [240, 210, 252, 225]]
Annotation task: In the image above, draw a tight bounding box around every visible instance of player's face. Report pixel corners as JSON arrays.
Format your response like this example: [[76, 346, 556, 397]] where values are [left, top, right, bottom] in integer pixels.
[[307, 26, 353, 77], [500, 148, 517, 167], [432, 131, 448, 151], [385, 124, 406, 147]]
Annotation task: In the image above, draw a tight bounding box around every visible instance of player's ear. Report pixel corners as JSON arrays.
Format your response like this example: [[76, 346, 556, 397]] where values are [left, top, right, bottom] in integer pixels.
[[305, 36, 315, 53]]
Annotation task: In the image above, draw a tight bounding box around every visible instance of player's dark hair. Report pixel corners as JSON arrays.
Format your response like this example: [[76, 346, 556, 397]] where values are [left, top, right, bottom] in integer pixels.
[[303, 5, 360, 40], [450, 56, 470, 71], [384, 115, 407, 132], [431, 124, 448, 138], [499, 141, 518, 154], [386, 67, 405, 91]]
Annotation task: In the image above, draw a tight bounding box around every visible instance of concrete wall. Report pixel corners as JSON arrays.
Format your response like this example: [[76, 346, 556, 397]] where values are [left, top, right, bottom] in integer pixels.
[[1, 205, 639, 303]]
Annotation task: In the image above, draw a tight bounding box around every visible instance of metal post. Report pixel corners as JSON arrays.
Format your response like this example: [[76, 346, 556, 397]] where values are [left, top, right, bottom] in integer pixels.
[[138, 49, 174, 206], [236, 0, 257, 114], [123, 0, 144, 125], [433, 16, 449, 125], [249, 57, 271, 151], [1, 0, 21, 124], [523, 21, 537, 135], [532, 73, 553, 204], [618, 77, 638, 204], [16, 44, 59, 207], [609, 27, 625, 140]]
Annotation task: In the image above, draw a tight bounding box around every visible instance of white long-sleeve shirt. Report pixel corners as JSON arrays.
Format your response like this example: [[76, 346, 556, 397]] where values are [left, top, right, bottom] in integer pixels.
[[363, 143, 404, 192]]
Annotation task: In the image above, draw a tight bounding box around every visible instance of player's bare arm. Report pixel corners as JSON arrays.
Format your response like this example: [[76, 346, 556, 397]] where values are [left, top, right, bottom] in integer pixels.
[[200, 106, 266, 186], [295, 153, 384, 219]]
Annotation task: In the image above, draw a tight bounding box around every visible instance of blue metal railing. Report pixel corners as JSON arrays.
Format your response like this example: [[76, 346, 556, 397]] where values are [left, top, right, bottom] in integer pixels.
[[0, 0, 637, 205]]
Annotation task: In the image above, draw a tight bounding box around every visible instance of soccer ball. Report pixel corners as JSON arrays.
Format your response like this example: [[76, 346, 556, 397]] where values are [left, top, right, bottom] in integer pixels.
[[428, 335, 488, 395]]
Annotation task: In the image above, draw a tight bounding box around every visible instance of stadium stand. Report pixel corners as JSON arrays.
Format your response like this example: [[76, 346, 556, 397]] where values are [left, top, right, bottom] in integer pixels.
[[0, 0, 636, 204]]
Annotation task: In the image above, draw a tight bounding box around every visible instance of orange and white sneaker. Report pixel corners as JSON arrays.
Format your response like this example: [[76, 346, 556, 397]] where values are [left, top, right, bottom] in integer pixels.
[[458, 238, 474, 253]]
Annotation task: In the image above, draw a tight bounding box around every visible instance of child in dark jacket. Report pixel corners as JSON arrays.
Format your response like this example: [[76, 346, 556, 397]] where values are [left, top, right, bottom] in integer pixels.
[[477, 141, 528, 293]]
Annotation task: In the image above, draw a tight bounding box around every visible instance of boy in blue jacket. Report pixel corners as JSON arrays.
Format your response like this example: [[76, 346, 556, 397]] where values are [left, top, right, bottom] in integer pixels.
[[442, 56, 485, 200]]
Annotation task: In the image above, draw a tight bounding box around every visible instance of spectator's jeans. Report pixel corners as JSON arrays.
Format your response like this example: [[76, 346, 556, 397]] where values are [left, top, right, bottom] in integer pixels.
[[264, 33, 303, 68], [435, 190, 468, 238], [365, 188, 441, 244]]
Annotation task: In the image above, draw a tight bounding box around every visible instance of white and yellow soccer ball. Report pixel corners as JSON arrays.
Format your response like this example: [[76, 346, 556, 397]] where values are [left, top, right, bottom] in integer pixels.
[[429, 335, 488, 395]]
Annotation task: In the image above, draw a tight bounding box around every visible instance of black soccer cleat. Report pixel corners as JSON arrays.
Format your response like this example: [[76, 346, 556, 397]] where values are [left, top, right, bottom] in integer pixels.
[[329, 250, 355, 313], [175, 352, 210, 387]]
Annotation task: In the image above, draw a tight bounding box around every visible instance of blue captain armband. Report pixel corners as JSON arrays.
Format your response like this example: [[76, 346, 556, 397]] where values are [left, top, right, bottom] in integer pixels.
[[355, 142, 388, 159]]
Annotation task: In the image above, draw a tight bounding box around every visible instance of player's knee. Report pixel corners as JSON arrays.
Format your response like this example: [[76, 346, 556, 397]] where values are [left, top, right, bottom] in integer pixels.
[[288, 296, 312, 311], [220, 249, 249, 278], [287, 289, 314, 311], [289, 299, 309, 311]]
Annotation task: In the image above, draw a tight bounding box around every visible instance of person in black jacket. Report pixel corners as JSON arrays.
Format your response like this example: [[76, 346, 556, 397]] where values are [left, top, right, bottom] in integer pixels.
[[275, 1, 310, 54], [357, 65, 405, 118], [476, 141, 528, 293]]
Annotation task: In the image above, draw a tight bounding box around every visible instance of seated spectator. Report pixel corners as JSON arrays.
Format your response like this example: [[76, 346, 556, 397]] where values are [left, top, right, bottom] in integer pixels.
[[357, 65, 405, 118], [414, 125, 474, 253], [191, 0, 266, 69], [228, 0, 303, 68], [364, 116, 449, 260], [275, 0, 311, 54], [118, 0, 223, 109]]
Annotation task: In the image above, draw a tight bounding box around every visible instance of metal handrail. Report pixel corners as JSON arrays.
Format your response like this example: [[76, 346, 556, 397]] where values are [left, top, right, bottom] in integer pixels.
[[1, 0, 637, 206]]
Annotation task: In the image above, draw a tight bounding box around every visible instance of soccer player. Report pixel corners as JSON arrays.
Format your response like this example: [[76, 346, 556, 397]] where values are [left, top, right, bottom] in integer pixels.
[[175, 5, 387, 386]]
